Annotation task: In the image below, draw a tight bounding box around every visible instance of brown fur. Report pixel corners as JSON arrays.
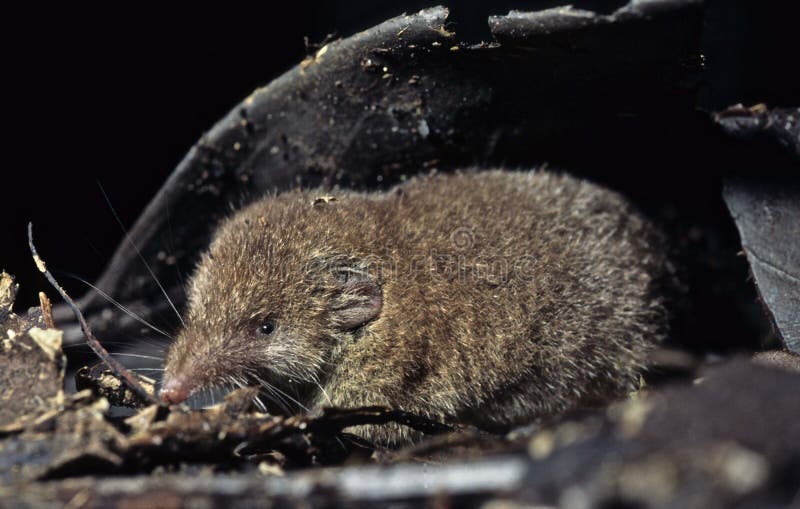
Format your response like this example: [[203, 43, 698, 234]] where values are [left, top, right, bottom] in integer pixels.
[[162, 169, 670, 444]]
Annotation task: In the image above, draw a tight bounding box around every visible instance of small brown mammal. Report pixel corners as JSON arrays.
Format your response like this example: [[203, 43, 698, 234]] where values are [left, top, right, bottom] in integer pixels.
[[161, 169, 670, 444]]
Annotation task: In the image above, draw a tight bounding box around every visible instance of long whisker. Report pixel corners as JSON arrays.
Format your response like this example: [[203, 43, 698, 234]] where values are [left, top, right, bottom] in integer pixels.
[[61, 272, 172, 338], [97, 181, 186, 327], [64, 341, 157, 348], [109, 352, 164, 361], [65, 341, 168, 361]]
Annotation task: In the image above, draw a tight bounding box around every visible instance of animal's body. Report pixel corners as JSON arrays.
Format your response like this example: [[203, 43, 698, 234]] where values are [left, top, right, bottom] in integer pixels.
[[161, 169, 670, 444]]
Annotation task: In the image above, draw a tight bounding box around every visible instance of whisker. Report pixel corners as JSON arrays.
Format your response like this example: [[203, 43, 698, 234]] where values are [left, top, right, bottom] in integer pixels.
[[334, 436, 346, 452], [233, 373, 281, 413], [249, 374, 291, 415], [253, 374, 309, 413], [65, 343, 167, 362], [262, 358, 334, 411], [97, 181, 186, 328], [109, 353, 164, 361], [253, 395, 267, 412], [315, 381, 333, 406], [263, 386, 292, 415], [63, 341, 142, 349], [133, 340, 168, 352], [60, 272, 172, 338]]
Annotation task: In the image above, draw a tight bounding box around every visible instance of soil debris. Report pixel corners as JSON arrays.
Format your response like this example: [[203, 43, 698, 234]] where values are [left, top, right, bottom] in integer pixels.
[[75, 365, 156, 409], [0, 278, 66, 434]]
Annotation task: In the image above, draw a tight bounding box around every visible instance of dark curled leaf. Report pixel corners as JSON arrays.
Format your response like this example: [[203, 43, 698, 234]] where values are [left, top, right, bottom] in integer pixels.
[[59, 0, 706, 345], [723, 179, 800, 353]]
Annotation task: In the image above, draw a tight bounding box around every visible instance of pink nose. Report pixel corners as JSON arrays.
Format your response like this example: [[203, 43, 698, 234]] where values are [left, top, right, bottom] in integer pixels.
[[159, 376, 191, 404]]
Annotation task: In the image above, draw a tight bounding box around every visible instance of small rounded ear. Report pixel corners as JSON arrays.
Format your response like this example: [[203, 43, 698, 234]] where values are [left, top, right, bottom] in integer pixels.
[[330, 267, 382, 329]]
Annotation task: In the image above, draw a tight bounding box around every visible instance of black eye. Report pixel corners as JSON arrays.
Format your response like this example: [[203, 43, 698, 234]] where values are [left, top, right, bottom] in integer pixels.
[[259, 320, 276, 336]]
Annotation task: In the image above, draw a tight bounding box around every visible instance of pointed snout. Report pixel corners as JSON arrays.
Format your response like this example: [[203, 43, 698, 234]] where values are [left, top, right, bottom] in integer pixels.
[[159, 375, 193, 405]]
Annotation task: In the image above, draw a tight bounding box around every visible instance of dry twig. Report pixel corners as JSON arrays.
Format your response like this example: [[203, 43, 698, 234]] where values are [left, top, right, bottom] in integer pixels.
[[27, 222, 158, 405]]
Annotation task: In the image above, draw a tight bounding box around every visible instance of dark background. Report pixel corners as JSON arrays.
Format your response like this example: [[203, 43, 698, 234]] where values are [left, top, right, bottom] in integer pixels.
[[2, 0, 797, 310]]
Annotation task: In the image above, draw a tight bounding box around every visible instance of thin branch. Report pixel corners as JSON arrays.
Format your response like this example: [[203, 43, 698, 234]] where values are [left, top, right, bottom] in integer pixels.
[[28, 222, 158, 405]]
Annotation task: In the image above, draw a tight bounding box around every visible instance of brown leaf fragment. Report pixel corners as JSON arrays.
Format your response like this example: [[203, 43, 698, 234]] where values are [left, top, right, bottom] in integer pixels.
[[0, 272, 18, 322], [38, 292, 55, 329], [124, 404, 166, 435]]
